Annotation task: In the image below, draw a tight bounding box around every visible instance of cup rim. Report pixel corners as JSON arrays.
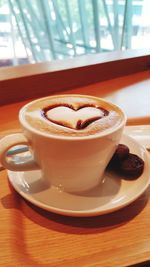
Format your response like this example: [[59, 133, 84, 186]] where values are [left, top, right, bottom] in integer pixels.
[[19, 94, 127, 141]]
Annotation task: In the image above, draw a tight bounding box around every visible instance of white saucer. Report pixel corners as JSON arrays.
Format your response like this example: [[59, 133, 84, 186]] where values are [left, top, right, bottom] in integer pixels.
[[125, 125, 150, 149], [7, 134, 150, 217]]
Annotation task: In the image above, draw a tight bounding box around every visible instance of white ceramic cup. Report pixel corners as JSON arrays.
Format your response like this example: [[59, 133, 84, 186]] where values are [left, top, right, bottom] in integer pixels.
[[0, 95, 126, 193]]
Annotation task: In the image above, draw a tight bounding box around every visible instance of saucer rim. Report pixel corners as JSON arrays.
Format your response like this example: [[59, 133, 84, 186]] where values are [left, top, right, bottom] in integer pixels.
[[7, 134, 150, 217]]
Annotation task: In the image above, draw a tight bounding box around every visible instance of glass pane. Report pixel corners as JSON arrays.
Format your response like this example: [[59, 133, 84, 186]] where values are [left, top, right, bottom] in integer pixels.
[[0, 0, 149, 67]]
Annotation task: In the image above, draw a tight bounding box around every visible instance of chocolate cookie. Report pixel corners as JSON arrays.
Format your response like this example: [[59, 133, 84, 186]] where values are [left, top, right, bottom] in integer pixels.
[[108, 144, 129, 168], [119, 153, 144, 178], [108, 144, 144, 179], [112, 144, 129, 162]]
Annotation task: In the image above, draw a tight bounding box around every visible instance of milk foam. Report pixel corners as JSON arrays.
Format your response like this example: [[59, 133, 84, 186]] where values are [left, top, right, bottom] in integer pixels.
[[46, 106, 105, 129], [23, 95, 123, 137]]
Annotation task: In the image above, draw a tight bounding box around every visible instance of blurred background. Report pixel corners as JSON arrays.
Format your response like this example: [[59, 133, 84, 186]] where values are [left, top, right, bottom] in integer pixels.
[[0, 0, 150, 67]]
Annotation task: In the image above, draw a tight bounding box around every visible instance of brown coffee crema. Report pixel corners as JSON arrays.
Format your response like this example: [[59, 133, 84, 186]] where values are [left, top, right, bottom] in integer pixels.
[[23, 95, 123, 137]]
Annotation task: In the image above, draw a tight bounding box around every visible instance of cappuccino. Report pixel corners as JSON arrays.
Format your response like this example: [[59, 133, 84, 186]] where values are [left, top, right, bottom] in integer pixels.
[[0, 94, 126, 192], [21, 95, 123, 137]]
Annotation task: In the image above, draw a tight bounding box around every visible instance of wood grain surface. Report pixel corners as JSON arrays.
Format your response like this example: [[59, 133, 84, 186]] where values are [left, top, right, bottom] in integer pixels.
[[0, 70, 150, 267]]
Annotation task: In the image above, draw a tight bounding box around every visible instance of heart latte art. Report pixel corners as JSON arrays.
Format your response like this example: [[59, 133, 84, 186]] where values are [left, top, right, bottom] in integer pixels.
[[43, 104, 108, 130], [23, 95, 123, 137]]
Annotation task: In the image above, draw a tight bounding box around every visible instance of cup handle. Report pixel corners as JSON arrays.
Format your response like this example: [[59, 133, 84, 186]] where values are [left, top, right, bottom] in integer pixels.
[[0, 133, 39, 171]]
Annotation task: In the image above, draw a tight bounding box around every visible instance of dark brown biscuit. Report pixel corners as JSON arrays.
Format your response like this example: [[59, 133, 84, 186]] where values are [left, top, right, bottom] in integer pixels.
[[112, 144, 130, 162], [108, 144, 144, 179], [119, 153, 144, 178], [108, 144, 130, 168]]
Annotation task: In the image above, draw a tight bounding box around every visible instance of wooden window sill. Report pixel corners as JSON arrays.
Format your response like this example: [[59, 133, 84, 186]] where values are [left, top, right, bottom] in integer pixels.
[[0, 49, 150, 105]]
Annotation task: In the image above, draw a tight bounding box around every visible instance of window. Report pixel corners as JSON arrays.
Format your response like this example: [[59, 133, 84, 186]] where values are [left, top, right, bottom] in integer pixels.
[[0, 0, 149, 67]]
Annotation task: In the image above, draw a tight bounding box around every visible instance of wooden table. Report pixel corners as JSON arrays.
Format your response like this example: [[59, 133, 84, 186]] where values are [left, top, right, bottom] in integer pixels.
[[0, 70, 150, 267]]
